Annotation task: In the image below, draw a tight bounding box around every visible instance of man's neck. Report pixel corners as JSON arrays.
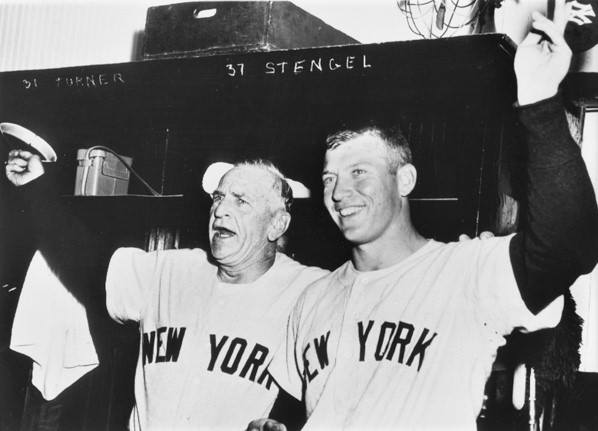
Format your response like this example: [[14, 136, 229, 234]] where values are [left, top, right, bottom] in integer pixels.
[[217, 251, 276, 284], [352, 226, 428, 272]]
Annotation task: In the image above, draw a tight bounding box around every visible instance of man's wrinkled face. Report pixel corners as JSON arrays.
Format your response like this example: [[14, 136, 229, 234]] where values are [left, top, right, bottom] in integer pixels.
[[322, 133, 403, 246], [209, 166, 279, 268]]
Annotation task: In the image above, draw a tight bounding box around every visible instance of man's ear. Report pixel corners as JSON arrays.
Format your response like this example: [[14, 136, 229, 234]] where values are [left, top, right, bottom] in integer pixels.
[[397, 163, 417, 197], [268, 210, 291, 242]]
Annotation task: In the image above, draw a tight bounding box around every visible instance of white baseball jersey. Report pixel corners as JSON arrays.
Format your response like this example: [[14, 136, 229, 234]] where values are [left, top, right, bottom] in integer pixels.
[[270, 236, 563, 431], [105, 247, 327, 431]]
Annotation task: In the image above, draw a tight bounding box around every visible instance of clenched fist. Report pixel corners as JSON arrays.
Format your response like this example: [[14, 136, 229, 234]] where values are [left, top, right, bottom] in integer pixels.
[[5, 149, 45, 186]]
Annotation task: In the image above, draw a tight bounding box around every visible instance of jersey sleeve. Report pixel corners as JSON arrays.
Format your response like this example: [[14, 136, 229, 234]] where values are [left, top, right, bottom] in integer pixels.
[[471, 235, 563, 336], [105, 247, 160, 323], [510, 95, 598, 313], [277, 253, 329, 289], [268, 289, 309, 401]]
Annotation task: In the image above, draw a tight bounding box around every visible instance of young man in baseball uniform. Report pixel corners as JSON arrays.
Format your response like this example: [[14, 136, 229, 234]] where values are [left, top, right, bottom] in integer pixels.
[[252, 4, 598, 431], [5, 158, 327, 430]]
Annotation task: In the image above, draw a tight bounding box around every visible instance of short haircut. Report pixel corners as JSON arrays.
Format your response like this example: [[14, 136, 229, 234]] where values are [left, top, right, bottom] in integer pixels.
[[325, 121, 412, 172], [234, 159, 293, 212]]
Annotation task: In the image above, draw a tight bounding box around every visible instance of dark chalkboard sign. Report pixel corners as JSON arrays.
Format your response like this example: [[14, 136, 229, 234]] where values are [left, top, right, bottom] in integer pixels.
[[0, 34, 518, 268]]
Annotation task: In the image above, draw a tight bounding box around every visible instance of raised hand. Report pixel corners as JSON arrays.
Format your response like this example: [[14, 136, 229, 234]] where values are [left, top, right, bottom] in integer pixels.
[[5, 149, 45, 186], [514, 0, 572, 105]]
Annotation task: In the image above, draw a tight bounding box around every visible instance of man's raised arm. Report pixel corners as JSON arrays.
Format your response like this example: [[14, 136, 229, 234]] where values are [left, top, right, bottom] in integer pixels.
[[510, 2, 598, 313], [5, 149, 112, 309]]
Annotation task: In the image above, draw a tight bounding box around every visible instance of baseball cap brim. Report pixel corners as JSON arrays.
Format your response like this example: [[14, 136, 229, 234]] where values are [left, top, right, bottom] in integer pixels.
[[202, 161, 311, 198]]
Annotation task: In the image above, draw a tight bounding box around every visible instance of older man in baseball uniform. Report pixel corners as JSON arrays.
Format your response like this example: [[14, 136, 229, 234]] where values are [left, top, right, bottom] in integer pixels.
[[5, 157, 327, 430]]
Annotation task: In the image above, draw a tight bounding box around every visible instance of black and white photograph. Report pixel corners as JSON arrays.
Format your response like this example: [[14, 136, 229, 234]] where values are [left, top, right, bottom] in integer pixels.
[[0, 1, 597, 430]]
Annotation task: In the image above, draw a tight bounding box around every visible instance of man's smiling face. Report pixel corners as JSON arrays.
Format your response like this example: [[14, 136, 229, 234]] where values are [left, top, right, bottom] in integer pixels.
[[322, 132, 403, 246]]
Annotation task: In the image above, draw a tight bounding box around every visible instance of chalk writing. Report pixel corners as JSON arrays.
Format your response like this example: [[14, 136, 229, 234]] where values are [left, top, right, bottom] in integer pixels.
[[21, 72, 126, 90], [225, 63, 245, 77], [264, 55, 371, 75], [55, 72, 125, 89], [225, 54, 372, 78], [22, 78, 39, 90]]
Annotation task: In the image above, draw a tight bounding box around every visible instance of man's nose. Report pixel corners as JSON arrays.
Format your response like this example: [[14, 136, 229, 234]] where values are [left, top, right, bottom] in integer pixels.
[[331, 175, 351, 202], [212, 198, 230, 218]]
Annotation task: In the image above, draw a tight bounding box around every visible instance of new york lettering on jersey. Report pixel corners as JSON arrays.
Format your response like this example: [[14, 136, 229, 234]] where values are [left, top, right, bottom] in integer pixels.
[[142, 326, 187, 365], [301, 319, 438, 382], [141, 328, 276, 389], [207, 333, 275, 389]]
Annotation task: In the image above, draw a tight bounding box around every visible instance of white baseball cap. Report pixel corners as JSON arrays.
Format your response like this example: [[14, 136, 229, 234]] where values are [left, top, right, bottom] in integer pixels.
[[202, 161, 311, 198]]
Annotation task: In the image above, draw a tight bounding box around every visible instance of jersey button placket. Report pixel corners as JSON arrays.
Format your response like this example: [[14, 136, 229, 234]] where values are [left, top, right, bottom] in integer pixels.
[[330, 274, 364, 416]]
